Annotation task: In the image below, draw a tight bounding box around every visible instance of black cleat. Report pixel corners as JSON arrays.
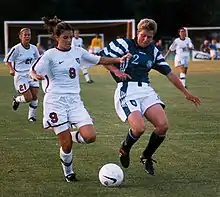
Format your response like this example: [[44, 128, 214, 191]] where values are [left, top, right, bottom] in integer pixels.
[[65, 173, 79, 182], [140, 156, 157, 175], [87, 79, 94, 84], [12, 96, 20, 111], [119, 148, 130, 168], [28, 117, 37, 122]]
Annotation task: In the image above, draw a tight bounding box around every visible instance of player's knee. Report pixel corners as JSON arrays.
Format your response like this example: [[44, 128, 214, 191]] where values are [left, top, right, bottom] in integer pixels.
[[23, 94, 33, 102], [155, 122, 168, 135], [132, 123, 146, 136], [84, 134, 96, 143]]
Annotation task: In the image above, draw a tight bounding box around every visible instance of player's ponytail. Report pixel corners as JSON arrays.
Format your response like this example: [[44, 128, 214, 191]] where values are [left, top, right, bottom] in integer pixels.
[[42, 16, 72, 37]]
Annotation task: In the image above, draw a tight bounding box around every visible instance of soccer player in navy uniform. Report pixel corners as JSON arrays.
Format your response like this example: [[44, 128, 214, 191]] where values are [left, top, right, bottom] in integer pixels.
[[99, 18, 200, 175]]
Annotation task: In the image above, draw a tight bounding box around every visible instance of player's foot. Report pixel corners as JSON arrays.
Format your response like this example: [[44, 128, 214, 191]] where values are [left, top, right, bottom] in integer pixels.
[[65, 173, 79, 182], [12, 96, 20, 111], [28, 117, 36, 122], [87, 79, 94, 84], [140, 156, 157, 175], [119, 148, 130, 168]]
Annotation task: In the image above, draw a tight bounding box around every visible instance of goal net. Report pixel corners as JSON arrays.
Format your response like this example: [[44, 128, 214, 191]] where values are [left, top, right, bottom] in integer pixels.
[[184, 27, 220, 50], [4, 19, 135, 55]]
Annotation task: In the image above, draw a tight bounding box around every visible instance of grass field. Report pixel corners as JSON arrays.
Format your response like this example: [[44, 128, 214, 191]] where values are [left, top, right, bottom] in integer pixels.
[[0, 61, 220, 197]]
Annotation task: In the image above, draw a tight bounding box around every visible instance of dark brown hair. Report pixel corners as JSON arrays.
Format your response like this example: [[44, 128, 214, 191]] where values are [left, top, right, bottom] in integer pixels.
[[42, 16, 73, 36]]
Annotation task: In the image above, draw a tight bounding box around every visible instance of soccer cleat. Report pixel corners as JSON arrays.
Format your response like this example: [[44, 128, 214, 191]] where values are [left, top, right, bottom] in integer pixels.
[[87, 79, 94, 84], [65, 173, 79, 182], [12, 96, 20, 111], [140, 156, 157, 175], [28, 117, 36, 122], [119, 148, 130, 168]]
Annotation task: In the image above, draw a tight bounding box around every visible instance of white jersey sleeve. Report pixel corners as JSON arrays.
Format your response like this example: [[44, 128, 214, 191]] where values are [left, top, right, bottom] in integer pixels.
[[80, 47, 101, 68], [4, 46, 18, 63], [31, 53, 50, 76], [169, 39, 177, 52], [187, 38, 194, 49]]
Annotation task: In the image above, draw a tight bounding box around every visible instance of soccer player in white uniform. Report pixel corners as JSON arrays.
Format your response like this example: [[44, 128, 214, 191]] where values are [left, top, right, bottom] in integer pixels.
[[30, 16, 131, 182], [164, 27, 194, 88], [4, 28, 40, 121], [71, 29, 94, 83]]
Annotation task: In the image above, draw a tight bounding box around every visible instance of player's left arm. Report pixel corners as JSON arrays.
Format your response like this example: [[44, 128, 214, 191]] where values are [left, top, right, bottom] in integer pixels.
[[166, 71, 200, 106], [188, 38, 194, 50]]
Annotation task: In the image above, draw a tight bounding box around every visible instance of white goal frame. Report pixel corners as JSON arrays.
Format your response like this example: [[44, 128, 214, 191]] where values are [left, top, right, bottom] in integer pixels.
[[184, 26, 220, 37], [37, 33, 105, 48], [4, 19, 135, 55]]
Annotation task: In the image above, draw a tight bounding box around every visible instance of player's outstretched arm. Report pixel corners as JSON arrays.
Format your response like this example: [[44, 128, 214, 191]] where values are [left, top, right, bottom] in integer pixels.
[[99, 53, 132, 65], [166, 71, 201, 106]]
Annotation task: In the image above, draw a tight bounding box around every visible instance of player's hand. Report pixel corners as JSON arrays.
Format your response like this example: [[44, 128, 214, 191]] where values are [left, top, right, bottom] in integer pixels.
[[30, 71, 45, 81], [114, 70, 131, 81], [119, 53, 133, 63], [184, 92, 201, 106], [9, 69, 15, 76]]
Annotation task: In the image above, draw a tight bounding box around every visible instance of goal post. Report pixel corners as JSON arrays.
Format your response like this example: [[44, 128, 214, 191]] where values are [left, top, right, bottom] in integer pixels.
[[184, 26, 220, 49], [4, 19, 135, 55]]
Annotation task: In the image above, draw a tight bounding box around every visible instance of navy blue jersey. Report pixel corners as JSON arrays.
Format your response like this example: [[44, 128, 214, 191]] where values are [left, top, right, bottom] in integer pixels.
[[99, 38, 171, 83]]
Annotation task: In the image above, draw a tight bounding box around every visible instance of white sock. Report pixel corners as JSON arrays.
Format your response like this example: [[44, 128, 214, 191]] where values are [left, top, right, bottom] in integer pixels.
[[15, 95, 26, 103], [180, 73, 186, 87], [60, 147, 73, 176], [82, 68, 90, 82], [28, 99, 38, 119], [71, 131, 86, 144]]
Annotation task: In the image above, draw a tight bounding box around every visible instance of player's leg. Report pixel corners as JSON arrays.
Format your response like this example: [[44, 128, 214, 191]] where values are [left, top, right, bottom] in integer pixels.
[[119, 110, 145, 168], [43, 95, 77, 182], [68, 95, 96, 144], [179, 65, 188, 88], [13, 74, 33, 110], [58, 128, 78, 182], [141, 104, 168, 175], [114, 95, 144, 168], [28, 84, 39, 121], [81, 66, 94, 83]]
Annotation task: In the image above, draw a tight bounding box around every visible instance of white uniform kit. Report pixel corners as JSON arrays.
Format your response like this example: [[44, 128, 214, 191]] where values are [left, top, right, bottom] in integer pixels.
[[71, 37, 83, 47], [169, 37, 194, 67], [31, 47, 100, 134], [4, 43, 40, 93]]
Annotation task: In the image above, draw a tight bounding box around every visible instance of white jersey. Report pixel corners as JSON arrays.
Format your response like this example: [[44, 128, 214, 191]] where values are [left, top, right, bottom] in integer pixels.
[[31, 47, 100, 94], [4, 43, 40, 74], [71, 37, 83, 47], [169, 37, 193, 58]]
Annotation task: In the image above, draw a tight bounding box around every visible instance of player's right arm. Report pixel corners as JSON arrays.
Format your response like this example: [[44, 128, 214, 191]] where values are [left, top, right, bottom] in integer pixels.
[[30, 53, 49, 81], [164, 39, 177, 59], [4, 46, 18, 76]]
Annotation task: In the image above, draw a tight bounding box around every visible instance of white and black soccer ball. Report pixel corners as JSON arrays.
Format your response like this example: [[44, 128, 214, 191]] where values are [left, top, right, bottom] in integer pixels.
[[99, 163, 124, 187]]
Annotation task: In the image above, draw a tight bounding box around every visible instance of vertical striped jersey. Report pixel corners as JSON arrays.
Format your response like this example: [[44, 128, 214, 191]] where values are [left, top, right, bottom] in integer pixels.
[[99, 38, 171, 83]]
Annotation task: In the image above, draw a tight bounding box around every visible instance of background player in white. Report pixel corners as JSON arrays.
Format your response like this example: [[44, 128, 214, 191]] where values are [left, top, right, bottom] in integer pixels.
[[4, 28, 40, 121], [164, 27, 194, 88], [30, 16, 130, 182], [71, 29, 94, 83]]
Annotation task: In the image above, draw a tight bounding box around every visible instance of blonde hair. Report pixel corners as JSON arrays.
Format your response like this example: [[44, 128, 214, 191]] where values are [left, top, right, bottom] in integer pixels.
[[19, 28, 31, 35], [137, 18, 157, 34]]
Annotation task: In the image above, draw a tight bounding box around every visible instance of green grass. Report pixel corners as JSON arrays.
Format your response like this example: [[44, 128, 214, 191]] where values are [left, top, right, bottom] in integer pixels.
[[0, 61, 220, 197]]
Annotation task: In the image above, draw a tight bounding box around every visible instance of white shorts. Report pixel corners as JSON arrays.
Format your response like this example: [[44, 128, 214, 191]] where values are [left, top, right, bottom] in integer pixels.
[[114, 82, 165, 122], [43, 93, 93, 135], [210, 50, 217, 58], [14, 72, 39, 93], [174, 56, 190, 67]]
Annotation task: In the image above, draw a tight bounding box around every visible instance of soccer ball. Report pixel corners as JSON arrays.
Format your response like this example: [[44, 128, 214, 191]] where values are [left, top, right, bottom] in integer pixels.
[[99, 163, 124, 187]]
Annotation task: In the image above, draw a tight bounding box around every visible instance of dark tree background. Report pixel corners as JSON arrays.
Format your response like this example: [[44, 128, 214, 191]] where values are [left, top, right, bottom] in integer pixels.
[[0, 0, 220, 52]]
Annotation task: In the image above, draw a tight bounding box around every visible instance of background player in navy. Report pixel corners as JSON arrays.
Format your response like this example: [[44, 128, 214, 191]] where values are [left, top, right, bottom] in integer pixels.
[[99, 18, 200, 175]]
